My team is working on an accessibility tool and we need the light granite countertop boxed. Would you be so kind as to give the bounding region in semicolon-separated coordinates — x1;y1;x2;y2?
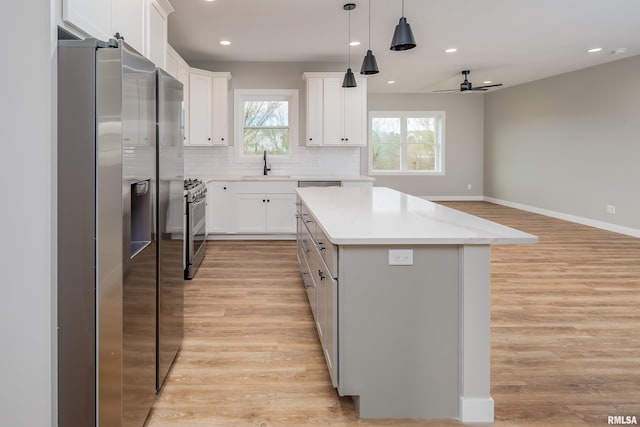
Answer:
296;186;538;245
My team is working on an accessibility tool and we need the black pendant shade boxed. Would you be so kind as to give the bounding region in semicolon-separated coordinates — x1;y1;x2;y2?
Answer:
342;3;357;88
390;16;416;51
360;0;379;75
342;67;357;88
360;50;379;74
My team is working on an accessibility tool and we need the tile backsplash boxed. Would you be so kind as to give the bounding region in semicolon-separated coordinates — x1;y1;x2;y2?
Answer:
184;146;362;177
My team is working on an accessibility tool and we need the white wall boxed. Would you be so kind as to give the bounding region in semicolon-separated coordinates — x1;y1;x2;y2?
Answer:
366;93;485;198
0;2;56;427
484;55;640;230
185;61;364;177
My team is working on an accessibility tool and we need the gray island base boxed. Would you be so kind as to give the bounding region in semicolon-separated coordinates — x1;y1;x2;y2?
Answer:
295;187;537;422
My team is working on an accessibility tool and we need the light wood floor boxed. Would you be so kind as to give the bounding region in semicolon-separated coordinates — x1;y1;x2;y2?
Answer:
146;202;640;426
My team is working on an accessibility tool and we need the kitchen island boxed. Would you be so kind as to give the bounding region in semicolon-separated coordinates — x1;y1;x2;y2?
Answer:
295;186;537;423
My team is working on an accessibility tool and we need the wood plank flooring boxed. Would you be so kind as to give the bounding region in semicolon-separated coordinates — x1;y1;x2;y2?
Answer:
146;202;640;426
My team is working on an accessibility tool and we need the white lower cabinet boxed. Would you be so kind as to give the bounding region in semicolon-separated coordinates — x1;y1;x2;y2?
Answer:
235;193;296;233
206;182;233;233
207;180;297;235
234;194;267;232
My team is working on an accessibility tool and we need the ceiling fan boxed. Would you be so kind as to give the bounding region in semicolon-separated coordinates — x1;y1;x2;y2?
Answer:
433;70;503;93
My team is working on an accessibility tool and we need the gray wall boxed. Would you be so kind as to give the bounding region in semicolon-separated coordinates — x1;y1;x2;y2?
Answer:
188;62;486;198
484;55;640;229
1;2;55;426
366;93;485;198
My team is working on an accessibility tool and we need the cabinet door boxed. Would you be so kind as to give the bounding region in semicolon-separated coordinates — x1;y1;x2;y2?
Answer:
211;76;229;145
315;255;327;343
112;0;144;55
297;220;317;316
234;194;266;232
343;80;366;146
177;65;190;145
164;51;179;79
146;0;173;68
206;182;233;233
265;194;296;233
318;259;338;388
322;77;345;145
188;72;213;146
325;275;338;388
63;0;111;42
305;77;323;146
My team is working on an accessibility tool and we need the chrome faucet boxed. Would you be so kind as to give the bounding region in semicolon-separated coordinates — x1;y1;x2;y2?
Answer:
263;150;271;176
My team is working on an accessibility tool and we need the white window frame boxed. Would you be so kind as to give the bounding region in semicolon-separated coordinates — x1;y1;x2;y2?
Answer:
368;111;445;176
234;89;299;163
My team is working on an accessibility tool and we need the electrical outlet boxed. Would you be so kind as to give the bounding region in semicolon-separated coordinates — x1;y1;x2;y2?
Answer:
389;249;413;265
467;184;472;191
606;204;616;214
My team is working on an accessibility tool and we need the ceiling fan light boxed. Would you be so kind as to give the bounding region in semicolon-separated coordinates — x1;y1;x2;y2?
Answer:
390;17;416;51
342;67;357;88
360;50;379;75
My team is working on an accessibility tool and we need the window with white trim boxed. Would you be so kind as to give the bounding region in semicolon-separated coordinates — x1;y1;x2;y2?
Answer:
234;89;298;159
369;111;445;174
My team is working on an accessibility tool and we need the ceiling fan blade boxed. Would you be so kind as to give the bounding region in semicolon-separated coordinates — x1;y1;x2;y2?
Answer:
432;89;459;93
473;83;503;90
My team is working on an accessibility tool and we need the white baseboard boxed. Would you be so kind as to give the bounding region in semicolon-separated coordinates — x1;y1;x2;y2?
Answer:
459;397;494;423
484;197;640;238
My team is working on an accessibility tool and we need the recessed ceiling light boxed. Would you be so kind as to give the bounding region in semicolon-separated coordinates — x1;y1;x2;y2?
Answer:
483;80;492;84
611;47;628;55
444;48;457;53
219;40;231;46
349;41;360;46
204;0;215;2
387;80;396;84
586;47;602;53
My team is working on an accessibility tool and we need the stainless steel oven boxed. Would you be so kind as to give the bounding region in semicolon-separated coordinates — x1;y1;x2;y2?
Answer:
185;178;207;279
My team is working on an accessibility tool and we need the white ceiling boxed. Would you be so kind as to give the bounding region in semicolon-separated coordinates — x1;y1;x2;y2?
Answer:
167;0;640;93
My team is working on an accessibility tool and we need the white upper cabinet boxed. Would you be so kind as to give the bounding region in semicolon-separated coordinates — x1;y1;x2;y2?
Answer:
166;45;191;144
302;72;367;147
63;0;113;43
145;0;174;70
187;70;230;147
188;70;213;146
305;77;324;146
111;0;145;54
63;0;173;68
211;75;230;145
165;46;180;79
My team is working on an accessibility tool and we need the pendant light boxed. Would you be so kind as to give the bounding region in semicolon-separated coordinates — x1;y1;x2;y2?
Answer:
360;0;379;75
342;3;357;88
390;0;416;51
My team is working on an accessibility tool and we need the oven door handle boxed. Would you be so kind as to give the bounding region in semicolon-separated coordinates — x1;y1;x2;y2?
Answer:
190;197;206;210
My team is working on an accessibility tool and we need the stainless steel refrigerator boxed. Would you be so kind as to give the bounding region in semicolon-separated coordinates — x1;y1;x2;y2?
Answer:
155;68;185;391
58;38;184;427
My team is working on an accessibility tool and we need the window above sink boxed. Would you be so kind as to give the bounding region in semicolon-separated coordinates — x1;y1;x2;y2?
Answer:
234;89;299;163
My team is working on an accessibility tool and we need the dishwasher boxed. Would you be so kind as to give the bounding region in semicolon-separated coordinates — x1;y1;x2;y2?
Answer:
297;180;342;187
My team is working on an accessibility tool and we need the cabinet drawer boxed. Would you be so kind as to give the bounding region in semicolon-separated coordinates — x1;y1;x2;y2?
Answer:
299;204;316;237
315;227;337;277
